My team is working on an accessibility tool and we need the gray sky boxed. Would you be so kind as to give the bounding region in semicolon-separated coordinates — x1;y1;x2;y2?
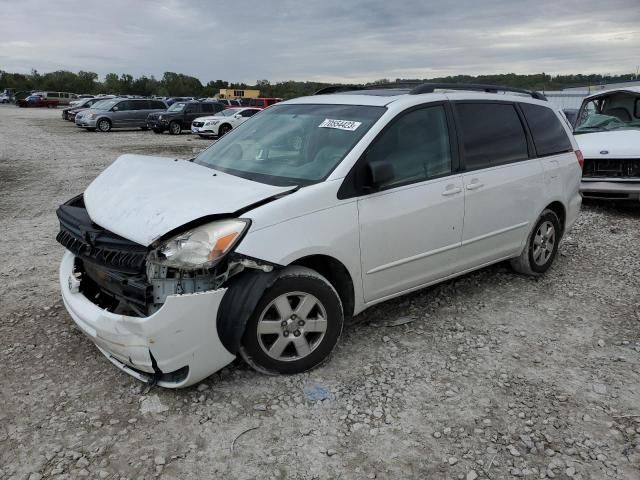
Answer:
1;0;638;84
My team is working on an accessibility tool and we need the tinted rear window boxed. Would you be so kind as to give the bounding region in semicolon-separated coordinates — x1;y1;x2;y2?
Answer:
456;103;529;170
521;103;572;156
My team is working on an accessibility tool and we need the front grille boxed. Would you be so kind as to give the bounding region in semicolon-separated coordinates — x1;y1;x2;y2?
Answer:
56;195;148;274
57;195;153;315
192;121;204;127
583;158;640;179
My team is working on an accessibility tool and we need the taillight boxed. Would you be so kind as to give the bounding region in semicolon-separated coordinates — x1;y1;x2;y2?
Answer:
575;150;584;169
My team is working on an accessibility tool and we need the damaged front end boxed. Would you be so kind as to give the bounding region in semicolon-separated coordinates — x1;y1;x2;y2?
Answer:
56;194;278;387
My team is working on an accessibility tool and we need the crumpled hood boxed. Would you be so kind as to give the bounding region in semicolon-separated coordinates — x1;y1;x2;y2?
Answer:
84;154;296;246
575;129;640;158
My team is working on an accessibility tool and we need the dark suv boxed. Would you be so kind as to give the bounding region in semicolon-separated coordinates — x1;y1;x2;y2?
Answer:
146;101;225;135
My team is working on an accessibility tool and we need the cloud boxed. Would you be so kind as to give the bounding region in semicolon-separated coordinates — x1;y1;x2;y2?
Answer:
0;0;638;84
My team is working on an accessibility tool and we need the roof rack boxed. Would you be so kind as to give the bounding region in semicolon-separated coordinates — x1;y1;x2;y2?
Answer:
314;82;547;101
409;83;547;100
313;82;422;96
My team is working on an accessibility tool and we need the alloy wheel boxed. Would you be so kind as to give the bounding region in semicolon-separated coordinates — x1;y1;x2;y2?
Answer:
256;292;328;362
533;221;555;266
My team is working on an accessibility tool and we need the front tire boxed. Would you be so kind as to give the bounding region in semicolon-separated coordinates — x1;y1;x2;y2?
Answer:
510;209;561;276
97;118;111;132
169;121;181;135
218;124;232;136
240;267;343;375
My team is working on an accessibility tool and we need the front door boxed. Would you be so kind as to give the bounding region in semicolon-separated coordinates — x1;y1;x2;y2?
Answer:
184;104;203;128
357;104;464;303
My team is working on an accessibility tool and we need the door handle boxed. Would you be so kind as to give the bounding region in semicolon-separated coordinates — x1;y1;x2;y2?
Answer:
466;181;484;191
441;186;462;196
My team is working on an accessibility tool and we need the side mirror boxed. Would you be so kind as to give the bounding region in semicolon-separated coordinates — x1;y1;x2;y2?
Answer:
365;160;394;190
112;106;118;111
234;114;242;119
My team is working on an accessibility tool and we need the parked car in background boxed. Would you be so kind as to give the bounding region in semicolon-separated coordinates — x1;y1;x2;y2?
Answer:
215;98;242;108
165;96;193;106
75;98;167;132
248;97;282;109
55;83;581;388
69;95;95;107
62;96;116;121
32;91;77;106
146;101;225;135
0;93;12;103
191;107;261;138
18;95;59;108
574;87;640;201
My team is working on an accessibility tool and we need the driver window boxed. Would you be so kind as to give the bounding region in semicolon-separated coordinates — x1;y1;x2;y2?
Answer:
366;105;452;188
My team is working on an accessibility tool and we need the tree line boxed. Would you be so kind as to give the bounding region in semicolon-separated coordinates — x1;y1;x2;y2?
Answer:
1;69;638;99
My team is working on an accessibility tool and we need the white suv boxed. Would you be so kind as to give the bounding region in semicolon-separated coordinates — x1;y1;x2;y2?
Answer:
191;107;261;138
56;83;582;388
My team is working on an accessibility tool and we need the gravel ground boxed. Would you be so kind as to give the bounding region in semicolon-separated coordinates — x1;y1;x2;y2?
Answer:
1;105;639;480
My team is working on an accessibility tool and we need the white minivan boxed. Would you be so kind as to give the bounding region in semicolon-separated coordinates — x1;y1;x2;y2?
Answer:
573;86;640;201
57;83;582;387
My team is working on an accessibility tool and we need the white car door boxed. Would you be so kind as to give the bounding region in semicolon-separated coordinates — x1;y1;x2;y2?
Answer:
453;101;545;268
355;104;465;303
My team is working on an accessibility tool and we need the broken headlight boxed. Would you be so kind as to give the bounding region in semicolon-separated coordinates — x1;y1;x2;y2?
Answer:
149;219;250;269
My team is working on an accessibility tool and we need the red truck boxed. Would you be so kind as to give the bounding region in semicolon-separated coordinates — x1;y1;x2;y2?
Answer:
247;97;282;109
18;95;59;108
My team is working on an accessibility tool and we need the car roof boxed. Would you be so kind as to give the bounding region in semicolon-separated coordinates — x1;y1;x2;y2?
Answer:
283;90;552;108
584;86;640;100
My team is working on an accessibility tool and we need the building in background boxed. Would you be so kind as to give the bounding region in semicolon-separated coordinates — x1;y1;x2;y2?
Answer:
218;88;260;99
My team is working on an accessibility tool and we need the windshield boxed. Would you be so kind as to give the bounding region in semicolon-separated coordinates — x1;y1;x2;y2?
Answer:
168;102;187;112
195;103;385;186
575;93;640;133
92;99;118;110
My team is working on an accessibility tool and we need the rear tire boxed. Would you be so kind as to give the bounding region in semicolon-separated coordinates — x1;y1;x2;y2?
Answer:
169;121;181;135
239;267;343;375
510;209;561;276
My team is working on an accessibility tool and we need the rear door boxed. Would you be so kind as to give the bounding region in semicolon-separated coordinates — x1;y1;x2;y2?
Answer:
356;103;465;302
130;100;151;126
453;101;544;268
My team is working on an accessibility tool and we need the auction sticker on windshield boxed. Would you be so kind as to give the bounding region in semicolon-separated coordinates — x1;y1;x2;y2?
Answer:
318;118;362;131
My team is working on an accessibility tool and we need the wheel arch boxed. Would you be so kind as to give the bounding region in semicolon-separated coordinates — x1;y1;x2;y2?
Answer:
544;200;566;236
96;116;112;128
290;254;355;318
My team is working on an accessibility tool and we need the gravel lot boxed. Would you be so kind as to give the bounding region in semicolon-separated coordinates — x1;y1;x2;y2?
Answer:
1;105;639;480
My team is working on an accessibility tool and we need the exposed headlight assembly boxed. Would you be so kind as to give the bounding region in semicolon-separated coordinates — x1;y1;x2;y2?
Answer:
149;219;250;269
